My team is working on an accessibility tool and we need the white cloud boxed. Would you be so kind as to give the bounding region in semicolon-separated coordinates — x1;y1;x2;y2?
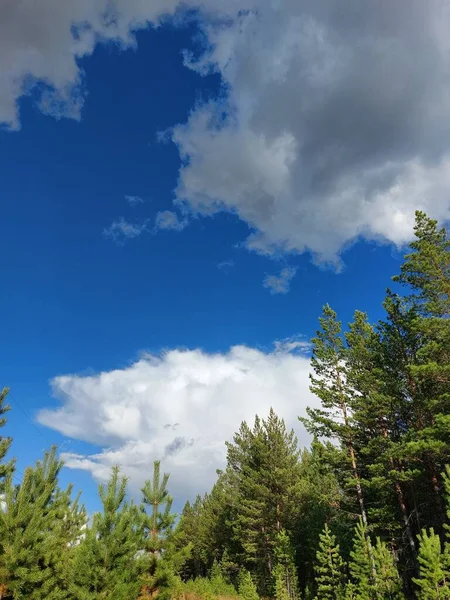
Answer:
172;1;450;262
5;1;450;259
263;266;297;295
154;210;187;232
0;0;244;130
37;344;316;503
274;335;311;355
125;195;144;206
103;217;148;243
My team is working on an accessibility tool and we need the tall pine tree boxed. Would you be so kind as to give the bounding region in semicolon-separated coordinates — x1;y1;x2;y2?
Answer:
226;410;301;595
302;306;369;528
393;211;450;527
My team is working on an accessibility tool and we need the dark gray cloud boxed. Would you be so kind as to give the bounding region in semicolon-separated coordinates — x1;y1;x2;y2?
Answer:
164;436;194;458
173;0;450;261
4;0;450;261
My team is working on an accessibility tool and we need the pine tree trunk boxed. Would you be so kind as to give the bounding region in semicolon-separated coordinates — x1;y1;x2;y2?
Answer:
336;368;369;528
394;480;417;558
348;443;369;528
381;425;417;560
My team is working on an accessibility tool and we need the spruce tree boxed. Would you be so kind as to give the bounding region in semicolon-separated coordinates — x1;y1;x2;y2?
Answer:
0;388;14;492
314;524;346;600
70;465;145;600
413;529;450;599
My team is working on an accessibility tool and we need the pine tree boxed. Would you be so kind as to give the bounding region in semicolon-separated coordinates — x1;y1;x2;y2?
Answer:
393;211;450;525
142;460;175;552
175;498;206;580
273;529;300;600
393;210;450;317
70;465;145;600
413;528;450;599
139;460;176;600
313;524;346;600
346;307;419;564
226;410;302;595
348;519;374;600
372;538;404;599
0;447;73;600
45;485;86;598
208;560;236;596
0;388;14;492
294;441;348;590
301;305;369;528
238;570;259;600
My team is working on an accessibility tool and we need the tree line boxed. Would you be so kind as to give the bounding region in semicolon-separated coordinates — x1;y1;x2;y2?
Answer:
1;211;450;598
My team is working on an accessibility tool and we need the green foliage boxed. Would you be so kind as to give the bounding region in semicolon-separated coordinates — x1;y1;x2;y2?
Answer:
0;387;14;492
139;460;179;600
393;210;450;317
372;538;403;599
273;529;300;600
225;410;302;594
178;574;238;600
141;460;175;551
0;447;80;600
238;570;259;600
347;519;374;600
3;212;450;600
313;524;346;600
413;528;450;599
301;306;368;529
70;465;144;600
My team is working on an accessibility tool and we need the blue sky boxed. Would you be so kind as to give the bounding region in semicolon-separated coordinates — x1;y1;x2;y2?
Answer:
2;1;450;512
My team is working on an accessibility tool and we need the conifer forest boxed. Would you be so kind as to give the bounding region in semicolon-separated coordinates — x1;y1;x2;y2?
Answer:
3;210;450;599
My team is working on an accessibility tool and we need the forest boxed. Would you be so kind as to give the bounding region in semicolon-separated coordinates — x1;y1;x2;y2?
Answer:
1;210;450;599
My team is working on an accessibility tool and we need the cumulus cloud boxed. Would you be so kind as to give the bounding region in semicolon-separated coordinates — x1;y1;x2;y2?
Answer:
172;0;450;262
0;0;247;130
263;266;297;295
154;210;187;232
103;217;148;243
37;344;316;502
6;2;450;259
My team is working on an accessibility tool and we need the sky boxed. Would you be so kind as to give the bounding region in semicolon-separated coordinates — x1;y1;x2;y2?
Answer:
2;0;450;512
